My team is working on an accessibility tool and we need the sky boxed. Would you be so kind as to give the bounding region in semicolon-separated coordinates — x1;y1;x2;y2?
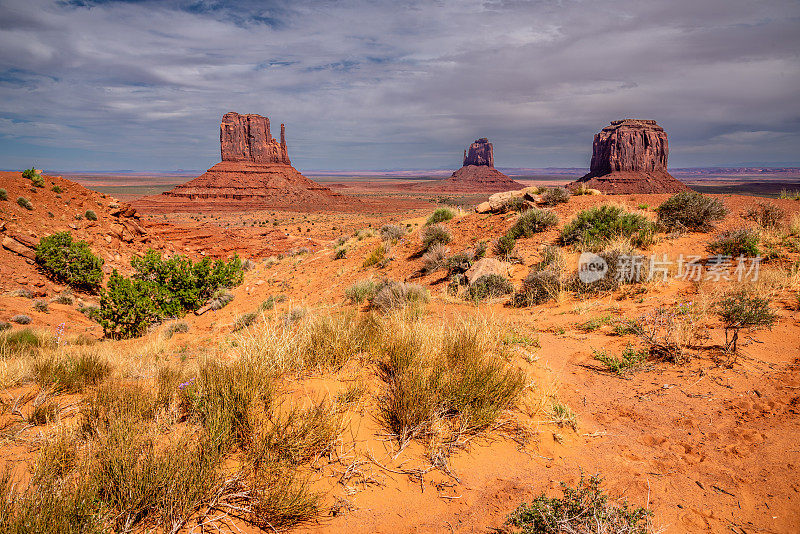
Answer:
0;0;798;172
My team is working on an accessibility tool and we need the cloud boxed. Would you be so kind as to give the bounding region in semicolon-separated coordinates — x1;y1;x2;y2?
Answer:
0;0;798;171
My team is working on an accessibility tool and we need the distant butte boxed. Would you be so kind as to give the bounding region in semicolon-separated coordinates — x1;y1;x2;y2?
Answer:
135;112;344;210
422;138;524;193
568;119;690;194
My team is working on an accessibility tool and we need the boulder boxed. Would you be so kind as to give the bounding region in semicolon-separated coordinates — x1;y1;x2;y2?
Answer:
2;237;36;260
465;258;510;285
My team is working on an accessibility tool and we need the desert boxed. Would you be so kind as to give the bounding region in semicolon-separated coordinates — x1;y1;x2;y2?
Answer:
1;1;799;533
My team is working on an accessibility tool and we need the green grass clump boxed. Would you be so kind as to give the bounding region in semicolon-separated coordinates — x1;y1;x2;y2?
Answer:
371;280;429;314
656;191;727;231
506;473;653;533
0;188;7;201
84;210;98;221
33;351;111;392
51;185;63;194
493;234;516;258
467;274;513;301
377;318;525;447
560;205;655;249
233;312;258;331
345;279;378;304
420;223;451;251
779;189;800;200
594;344;647;375
0;328;52;353
743;201;785;229
380;224;405;243
362;244;388;268
577;315;612;332
17;197;33;210
426;207;455;225
259;293;287;311
707;228;760;257
540;187;570;206
36;232;104;291
507;208;559;239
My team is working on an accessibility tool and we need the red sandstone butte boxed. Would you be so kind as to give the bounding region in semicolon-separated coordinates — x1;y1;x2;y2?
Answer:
424;138;524;193
568;119;689;194
137;112;342;210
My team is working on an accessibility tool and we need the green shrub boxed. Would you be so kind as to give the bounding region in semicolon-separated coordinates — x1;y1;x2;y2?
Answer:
362;244;388;268
35;232;104;291
506;473;652;533
131;249;244;314
446;244;484;276
716;288;776;352
420;223;451;251
21;167;38;180
541;187;571;206
32;300;48;313
334;246;347;259
258;294;286;311
594;344;647;375
51;185;63;194
426;207;455;225
507;208;558;239
779;189;800;200
31;174;45;188
95;251;244;339
95;271;167;339
421;243;449;274
17;196;33;210
371;280;429;313
560;205;655;249
568;247;648;294
494;234;516;257
11;314;31;325
707;228;760;257
233;312;258;331
380;224;404;243
512;269;561;307
85;210;98;221
656;191;727;231
52;292;74;305
501;196;527;213
0;188;6;201
164;321;189;338
209;289;234;310
743;201;785;229
468;274;513;301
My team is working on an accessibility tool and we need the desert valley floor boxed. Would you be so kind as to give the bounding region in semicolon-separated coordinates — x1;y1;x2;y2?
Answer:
0;171;799;533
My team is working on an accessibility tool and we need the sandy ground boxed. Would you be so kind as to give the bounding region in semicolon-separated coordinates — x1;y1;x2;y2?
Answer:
1;171;799;533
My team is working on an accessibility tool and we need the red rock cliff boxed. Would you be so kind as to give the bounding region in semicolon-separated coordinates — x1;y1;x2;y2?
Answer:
463;138;495;167
220;112;291;165
589;119;668;175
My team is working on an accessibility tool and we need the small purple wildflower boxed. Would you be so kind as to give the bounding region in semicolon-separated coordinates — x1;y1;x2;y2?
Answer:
178;377;196;390
55;322;66;346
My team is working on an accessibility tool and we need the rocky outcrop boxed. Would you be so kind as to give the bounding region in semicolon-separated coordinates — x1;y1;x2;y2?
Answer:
569;119;689;194
463;138;494;167
220;112;291;165
421;138;524;193
147;112;343;209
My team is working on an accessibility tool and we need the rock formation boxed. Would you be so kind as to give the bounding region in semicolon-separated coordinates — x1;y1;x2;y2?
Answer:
424;138;524;193
568;119;689;194
147;112;340;209
463;138;495;167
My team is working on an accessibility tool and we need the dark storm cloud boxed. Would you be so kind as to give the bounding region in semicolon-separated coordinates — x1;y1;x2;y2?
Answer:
0;0;798;171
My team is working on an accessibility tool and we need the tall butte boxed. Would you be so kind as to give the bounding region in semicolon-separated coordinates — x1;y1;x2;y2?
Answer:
568;119;689;194
159;112;338;206
432;138;523;192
